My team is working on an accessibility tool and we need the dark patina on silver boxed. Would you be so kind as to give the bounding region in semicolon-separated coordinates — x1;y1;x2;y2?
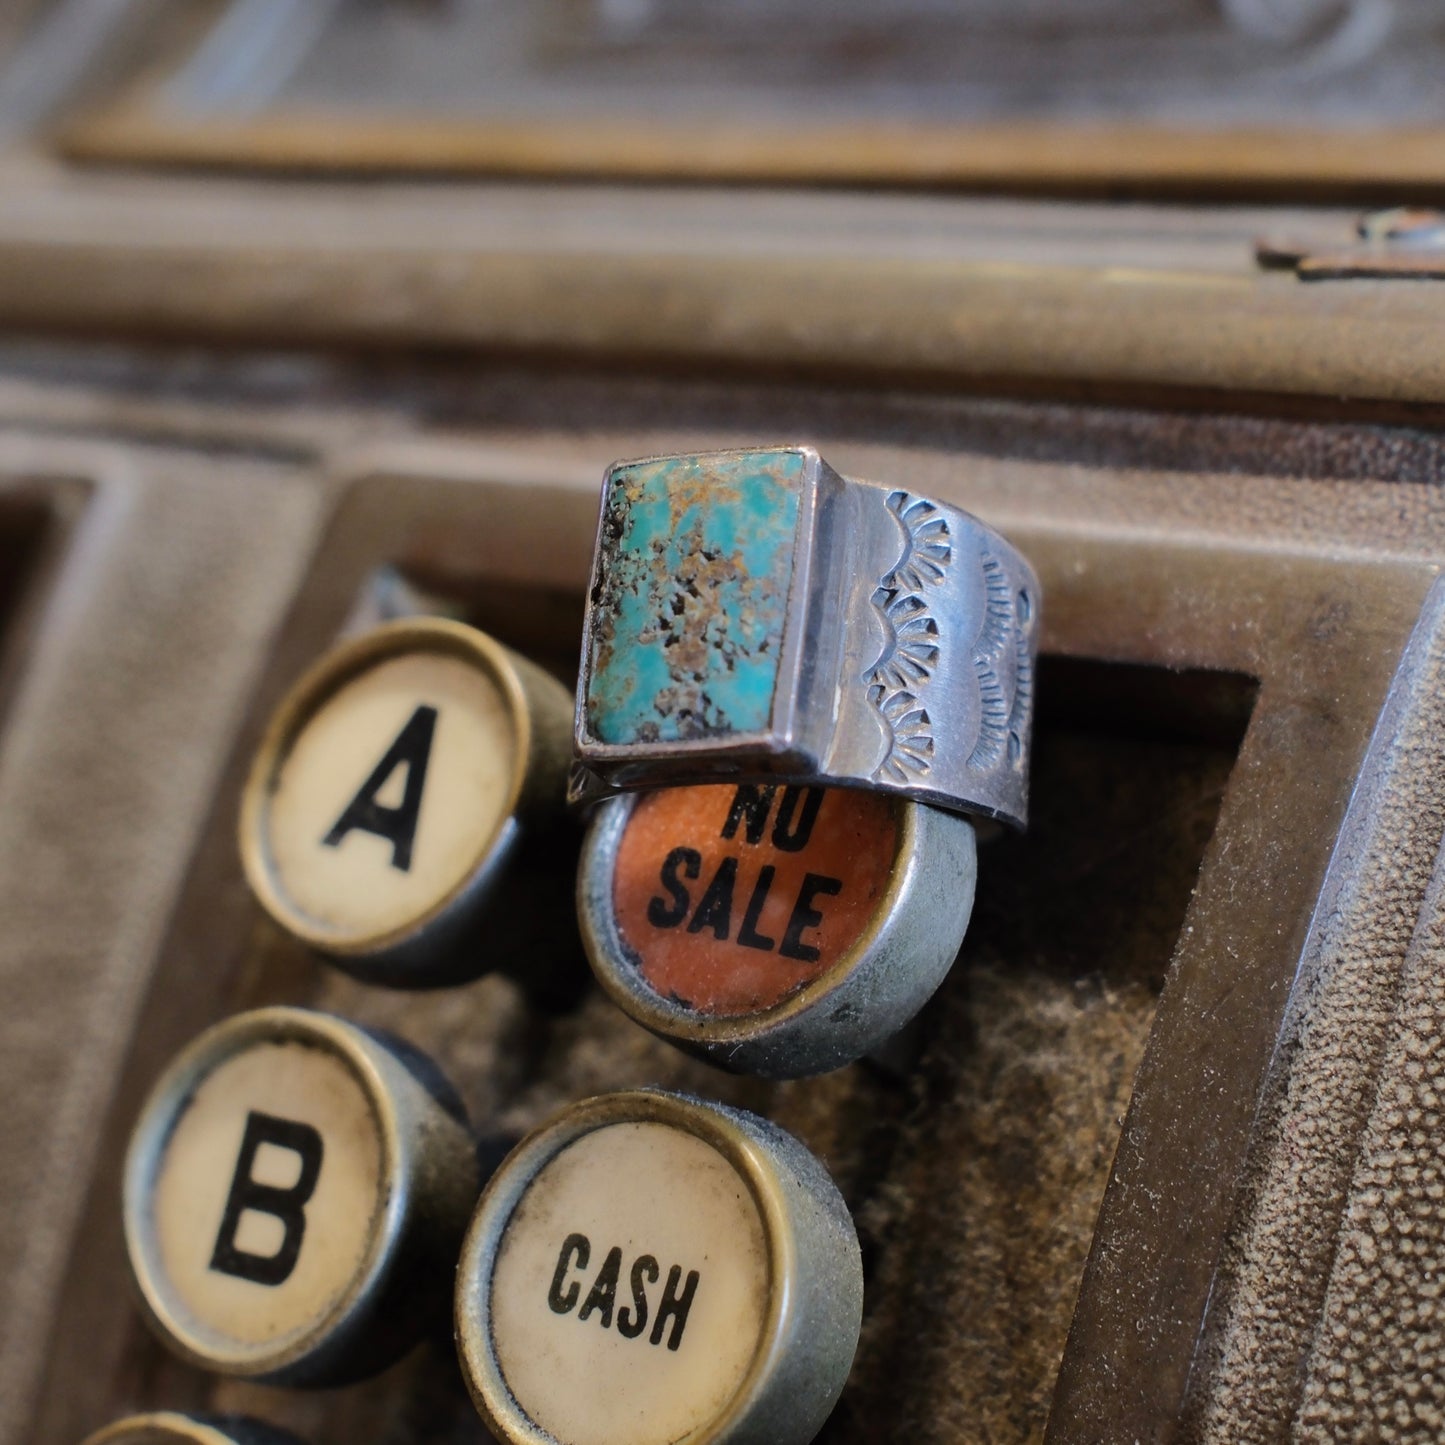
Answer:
574;446;1040;828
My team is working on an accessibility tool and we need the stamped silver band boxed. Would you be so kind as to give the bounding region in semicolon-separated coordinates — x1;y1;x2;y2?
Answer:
574;447;1040;828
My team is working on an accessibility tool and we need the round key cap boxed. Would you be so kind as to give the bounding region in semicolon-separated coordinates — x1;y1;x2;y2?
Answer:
578;782;976;1076
456;1088;862;1445
240;618;574;986
123;1007;479;1385
81;1414;303;1445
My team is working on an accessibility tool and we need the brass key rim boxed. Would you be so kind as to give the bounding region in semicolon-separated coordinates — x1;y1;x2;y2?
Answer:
454;1088;860;1445
80;1411;303;1445
238;617;534;960
122;1007;408;1380
577;788;976;1077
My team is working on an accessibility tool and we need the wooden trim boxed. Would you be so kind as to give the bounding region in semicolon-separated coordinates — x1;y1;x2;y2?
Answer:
57;108;1445;200
5;235;1445;407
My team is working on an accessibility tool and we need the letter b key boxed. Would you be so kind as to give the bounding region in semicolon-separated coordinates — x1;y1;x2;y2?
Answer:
123;1007;479;1385
456;1089;863;1445
208;1111;324;1288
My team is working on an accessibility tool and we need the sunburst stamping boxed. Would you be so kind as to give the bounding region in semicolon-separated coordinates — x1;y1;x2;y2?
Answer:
868;490;953;782
968;551;1019;769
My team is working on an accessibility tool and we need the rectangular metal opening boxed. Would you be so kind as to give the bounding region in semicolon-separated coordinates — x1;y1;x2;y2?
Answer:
0;483;83;740
33;450;1419;1445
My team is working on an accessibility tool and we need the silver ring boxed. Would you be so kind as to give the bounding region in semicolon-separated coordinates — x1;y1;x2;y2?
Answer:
574;446;1040;828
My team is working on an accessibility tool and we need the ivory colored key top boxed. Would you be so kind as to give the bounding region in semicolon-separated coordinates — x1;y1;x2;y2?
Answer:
81;1414;303;1445
240;618;574;986
578;781;976;1076
123;1007;479;1385
455;1089;862;1445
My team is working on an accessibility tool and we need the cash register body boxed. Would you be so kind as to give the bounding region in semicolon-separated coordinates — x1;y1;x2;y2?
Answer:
4;5;1445;1443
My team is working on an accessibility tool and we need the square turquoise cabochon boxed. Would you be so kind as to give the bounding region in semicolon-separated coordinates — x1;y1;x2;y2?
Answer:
583;449;806;747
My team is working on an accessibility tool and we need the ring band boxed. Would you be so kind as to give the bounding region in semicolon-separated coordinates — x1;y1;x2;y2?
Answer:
574;446;1040;828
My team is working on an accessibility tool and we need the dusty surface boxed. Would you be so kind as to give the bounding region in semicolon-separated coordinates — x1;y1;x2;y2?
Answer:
188;690;1234;1445
24;365;1445;1445
1190;599;1445;1444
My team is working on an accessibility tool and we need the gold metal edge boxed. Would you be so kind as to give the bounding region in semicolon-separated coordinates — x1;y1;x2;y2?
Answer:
237;616;533;960
453;1088;798;1445
55;107;1445;194
120;1006;407;1381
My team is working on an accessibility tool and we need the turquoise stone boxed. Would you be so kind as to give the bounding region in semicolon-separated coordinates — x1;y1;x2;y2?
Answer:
585;449;805;745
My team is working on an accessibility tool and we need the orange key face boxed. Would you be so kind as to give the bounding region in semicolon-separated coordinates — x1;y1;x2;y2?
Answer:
611;783;899;1016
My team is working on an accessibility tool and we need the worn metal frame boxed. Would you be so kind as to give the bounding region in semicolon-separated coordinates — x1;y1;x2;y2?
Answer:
9;177;1445;414
28;0;1445;201
24;441;1444;1443
50;105;1445;202
1035;541;1439;1439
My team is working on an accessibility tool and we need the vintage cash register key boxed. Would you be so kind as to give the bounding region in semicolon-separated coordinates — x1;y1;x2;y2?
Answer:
81;1414;304;1445
455;1089;862;1445
123;1007;480;1385
240;617;574;986
578;780;976;1076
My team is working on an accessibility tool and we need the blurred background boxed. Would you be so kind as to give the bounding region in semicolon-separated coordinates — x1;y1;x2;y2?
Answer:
3;0;1445;189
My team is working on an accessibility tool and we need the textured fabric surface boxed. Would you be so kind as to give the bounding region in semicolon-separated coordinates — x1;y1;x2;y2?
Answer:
1192;584;1445;1442
0;432;322;1445
1298;836;1445;1439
